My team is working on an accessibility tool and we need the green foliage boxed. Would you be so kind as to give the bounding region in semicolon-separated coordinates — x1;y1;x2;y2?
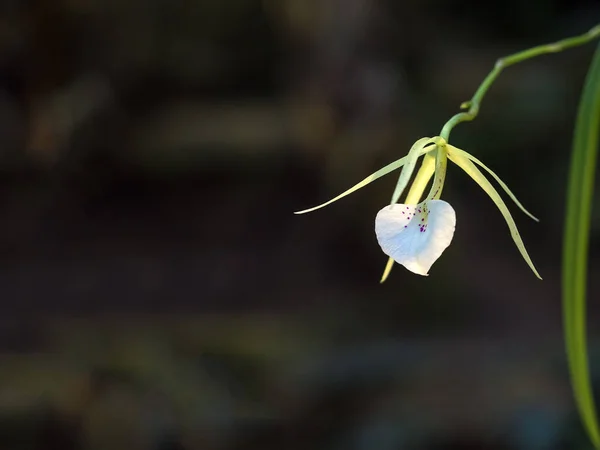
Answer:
563;42;600;449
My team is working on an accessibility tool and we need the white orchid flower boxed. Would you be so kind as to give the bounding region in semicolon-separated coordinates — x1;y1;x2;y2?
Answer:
295;137;541;282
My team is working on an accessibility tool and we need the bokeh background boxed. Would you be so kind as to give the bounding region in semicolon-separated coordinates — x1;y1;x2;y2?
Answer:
0;0;599;449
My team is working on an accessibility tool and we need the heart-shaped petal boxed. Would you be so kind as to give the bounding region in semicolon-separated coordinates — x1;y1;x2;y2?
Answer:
375;200;456;276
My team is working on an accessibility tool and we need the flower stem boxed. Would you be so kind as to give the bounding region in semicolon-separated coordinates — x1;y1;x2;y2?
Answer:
439;24;600;141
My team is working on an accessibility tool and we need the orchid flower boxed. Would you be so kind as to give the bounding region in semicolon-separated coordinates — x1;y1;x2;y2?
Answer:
295;137;541;282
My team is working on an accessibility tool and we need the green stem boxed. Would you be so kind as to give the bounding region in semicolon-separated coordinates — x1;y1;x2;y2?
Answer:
440;24;600;141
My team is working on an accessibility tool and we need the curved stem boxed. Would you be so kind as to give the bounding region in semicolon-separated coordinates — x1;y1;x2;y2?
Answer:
440;24;600;141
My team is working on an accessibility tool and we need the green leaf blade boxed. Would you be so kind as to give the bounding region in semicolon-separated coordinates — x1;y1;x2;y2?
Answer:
563;42;600;449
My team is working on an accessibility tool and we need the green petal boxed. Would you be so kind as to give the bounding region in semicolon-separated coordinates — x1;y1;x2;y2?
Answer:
390;137;440;205
380;257;395;284
426;145;448;201
381;152;436;283
406;152;436;204
448;149;542;279
448;145;539;222
294;139;436;215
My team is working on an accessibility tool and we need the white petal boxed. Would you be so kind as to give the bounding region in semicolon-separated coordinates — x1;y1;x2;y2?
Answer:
375;200;456;276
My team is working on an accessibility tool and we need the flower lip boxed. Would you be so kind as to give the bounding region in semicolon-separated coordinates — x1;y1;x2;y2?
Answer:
375;199;456;276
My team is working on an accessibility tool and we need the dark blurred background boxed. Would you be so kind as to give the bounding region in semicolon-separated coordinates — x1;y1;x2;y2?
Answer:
0;0;599;449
